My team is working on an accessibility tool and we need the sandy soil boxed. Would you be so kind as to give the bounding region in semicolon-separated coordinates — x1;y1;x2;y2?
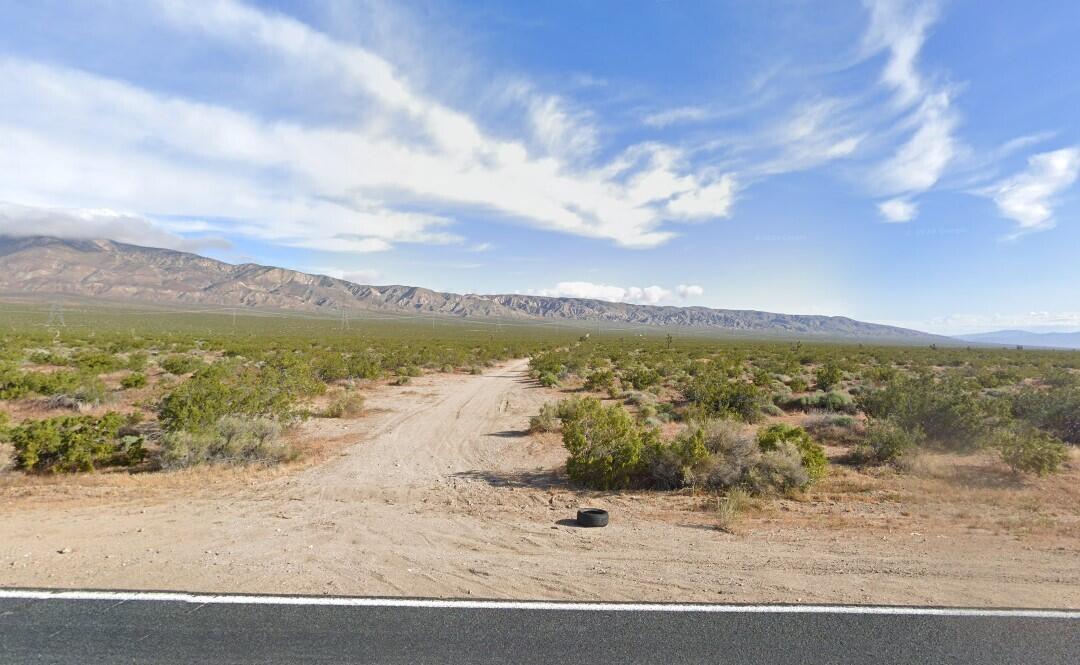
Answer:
2;359;1078;607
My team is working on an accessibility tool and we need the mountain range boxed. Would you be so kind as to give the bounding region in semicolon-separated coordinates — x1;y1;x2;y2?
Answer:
955;330;1080;350
0;235;945;342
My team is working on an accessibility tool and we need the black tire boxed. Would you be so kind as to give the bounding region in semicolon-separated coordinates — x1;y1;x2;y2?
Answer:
576;508;609;527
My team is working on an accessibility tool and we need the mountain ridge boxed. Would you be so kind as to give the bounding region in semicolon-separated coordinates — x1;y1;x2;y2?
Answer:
955;329;1080;350
0;235;943;341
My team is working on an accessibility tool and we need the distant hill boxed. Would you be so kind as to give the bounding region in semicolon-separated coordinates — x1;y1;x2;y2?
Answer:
0;235;945;342
955;329;1080;350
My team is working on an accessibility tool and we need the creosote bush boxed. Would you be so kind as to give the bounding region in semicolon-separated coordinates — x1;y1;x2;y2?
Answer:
755;423;827;482
814;363;843;391
9;412;144;473
992;427;1068;476
562;397;657;490
121;372;148;389
854;419;923;465
160;354;204;376
158;358;321;433
857;374;998;451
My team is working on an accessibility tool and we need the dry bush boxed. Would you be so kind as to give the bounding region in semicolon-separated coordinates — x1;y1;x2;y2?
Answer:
746;442;809;494
688;419;759;490
803;413;864;447
713;487;749;532
528;402;559;433
323;392;365;419
160;416;290;469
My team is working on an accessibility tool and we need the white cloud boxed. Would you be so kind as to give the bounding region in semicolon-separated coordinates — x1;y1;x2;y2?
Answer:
532;281;703;305
666;175;736;220
0;202;228;252
753;99;865;176
676;284;704;298
984;148;1080;232
0;1;741;255
913;311;1080;335
874;91;958;195
643;106;710;128
862;0;940;108
144;0;729;248
877;197;917;222
862;1;958;218
314;267;381;285
525;93;598;159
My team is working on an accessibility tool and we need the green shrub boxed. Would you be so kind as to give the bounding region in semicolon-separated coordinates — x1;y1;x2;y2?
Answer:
583;369;615;392
641;426;708;490
10;412;144;473
158;358;321;433
0;365;85;399
756;424;827;481
814;363;843;391
311;353;350;381
993;427;1068;476
562;397;657;489
28;350;67;365
856;419;923;465
160;354;204;375
71;350;124;373
555;397;586;423
125;352;149;371
160;416;288;469
787;376;809;393
624;365;660;390
539;372;559;387
781;391;855;414
120;372;148;390
1012;386;1080;444
683;372;767;423
857;375;997;451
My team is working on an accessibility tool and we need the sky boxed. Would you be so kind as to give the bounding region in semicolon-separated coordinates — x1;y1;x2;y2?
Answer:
1;0;1079;335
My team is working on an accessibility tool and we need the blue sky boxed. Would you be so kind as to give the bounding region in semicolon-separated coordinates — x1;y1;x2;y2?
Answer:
1;0;1079;334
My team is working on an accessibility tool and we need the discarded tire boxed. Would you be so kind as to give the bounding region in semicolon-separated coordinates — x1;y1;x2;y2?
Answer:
576;508;609;527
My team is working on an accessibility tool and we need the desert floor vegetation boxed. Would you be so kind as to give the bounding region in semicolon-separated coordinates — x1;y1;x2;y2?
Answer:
1;304;1078;606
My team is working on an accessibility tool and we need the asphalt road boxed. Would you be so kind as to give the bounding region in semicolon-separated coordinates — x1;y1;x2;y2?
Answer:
1;590;1077;664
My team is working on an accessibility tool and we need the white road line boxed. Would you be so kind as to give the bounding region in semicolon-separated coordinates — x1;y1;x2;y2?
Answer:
1;589;1077;619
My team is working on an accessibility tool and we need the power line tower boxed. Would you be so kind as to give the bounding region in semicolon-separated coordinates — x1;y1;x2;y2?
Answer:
340;307;349;331
46;301;66;328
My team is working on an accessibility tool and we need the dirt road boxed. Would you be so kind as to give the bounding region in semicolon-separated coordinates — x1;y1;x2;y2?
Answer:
2;360;1078;606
